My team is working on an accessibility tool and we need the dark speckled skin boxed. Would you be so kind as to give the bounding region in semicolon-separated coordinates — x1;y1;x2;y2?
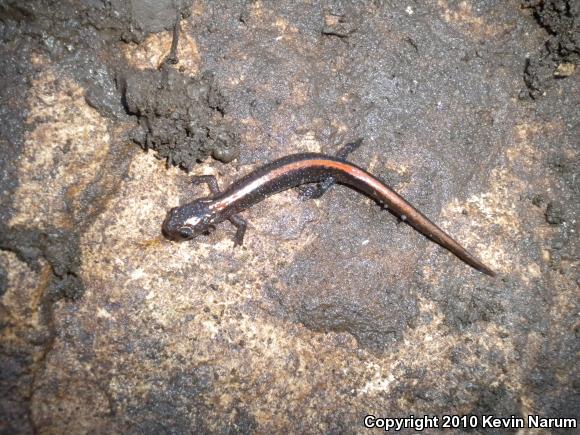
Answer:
163;153;495;276
215;154;359;212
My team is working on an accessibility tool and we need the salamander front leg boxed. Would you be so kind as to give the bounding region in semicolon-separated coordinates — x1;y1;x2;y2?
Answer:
299;138;364;199
191;175;220;196
336;138;363;160
229;214;247;247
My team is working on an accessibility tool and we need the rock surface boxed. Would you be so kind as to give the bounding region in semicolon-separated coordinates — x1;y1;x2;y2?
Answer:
1;1;578;432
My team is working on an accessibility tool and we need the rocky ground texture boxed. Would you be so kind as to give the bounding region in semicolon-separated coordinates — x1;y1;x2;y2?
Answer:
0;1;578;433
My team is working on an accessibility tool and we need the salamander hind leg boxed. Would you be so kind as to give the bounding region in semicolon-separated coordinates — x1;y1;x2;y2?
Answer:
229;214;247;247
299;138;364;200
299;176;336;199
191;175;220;196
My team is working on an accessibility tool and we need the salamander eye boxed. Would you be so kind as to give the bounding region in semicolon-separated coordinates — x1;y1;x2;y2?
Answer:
178;226;194;239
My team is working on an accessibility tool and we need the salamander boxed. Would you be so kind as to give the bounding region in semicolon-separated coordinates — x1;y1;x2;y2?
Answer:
162;142;495;276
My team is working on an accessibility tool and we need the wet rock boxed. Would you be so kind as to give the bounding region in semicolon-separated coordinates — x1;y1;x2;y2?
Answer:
1;0;578;432
554;62;576;77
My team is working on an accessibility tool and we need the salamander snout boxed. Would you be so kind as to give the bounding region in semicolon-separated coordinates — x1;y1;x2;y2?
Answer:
162;200;215;242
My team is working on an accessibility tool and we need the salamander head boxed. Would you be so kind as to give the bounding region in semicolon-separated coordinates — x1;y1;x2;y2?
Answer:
162;199;216;241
